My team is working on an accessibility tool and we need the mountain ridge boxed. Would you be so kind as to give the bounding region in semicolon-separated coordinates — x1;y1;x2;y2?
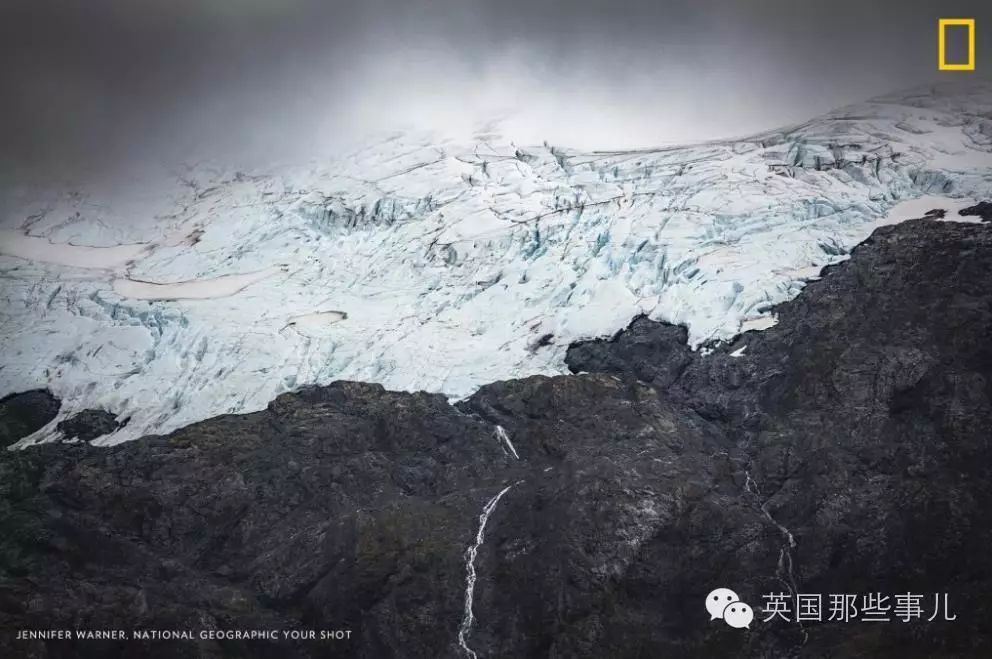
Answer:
1;215;990;657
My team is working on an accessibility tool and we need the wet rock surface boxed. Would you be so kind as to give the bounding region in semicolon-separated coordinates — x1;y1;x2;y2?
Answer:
56;409;124;442
2;218;992;658
0;389;60;447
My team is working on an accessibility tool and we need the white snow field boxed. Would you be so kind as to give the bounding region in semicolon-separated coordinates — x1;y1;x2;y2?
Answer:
2;83;992;446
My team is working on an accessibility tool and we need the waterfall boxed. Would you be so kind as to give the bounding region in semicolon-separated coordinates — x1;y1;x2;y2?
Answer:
457;484;514;658
494;425;520;459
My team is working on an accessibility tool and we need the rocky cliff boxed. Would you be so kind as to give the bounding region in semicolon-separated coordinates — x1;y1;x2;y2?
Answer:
1;216;991;658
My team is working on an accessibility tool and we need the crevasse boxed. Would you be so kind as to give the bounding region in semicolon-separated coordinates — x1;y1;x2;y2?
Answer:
1;83;991;446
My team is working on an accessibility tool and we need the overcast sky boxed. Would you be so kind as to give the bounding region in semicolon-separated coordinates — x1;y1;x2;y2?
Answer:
2;0;990;182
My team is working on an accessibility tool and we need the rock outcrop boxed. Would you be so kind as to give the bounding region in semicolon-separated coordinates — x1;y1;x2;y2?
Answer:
56;409;124;443
0;389;59;447
960;201;992;222
1;218;991;658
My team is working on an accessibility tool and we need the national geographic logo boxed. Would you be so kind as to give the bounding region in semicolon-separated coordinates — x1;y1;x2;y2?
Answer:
938;18;976;71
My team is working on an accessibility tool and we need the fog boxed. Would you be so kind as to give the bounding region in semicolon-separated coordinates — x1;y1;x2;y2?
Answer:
2;0;990;184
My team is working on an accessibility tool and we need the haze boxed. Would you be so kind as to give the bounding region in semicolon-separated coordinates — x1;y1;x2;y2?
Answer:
2;0;990;184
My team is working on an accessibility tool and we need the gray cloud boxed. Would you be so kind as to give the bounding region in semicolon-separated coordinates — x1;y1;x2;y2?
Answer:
2;0;990;184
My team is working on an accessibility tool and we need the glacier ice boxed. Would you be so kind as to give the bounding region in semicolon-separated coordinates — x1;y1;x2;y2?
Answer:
2;83;992;446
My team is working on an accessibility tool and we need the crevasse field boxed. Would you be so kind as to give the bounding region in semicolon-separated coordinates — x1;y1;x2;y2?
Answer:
2;83;991;445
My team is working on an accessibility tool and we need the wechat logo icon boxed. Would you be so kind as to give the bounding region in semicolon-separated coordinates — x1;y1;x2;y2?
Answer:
706;587;754;629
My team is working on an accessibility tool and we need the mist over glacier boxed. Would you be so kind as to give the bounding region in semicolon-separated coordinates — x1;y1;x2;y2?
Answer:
3;0;991;183
2;83;991;445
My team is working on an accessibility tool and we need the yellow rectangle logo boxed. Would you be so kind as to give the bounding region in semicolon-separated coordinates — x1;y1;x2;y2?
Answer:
939;18;976;71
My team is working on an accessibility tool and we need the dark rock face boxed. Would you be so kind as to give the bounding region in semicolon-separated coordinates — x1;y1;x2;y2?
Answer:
960;201;992;222
57;409;123;442
564;317;694;389
567;219;992;656
0;389;60;447
1;219;991;658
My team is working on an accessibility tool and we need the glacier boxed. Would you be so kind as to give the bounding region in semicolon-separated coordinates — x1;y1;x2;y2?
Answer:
2;82;991;446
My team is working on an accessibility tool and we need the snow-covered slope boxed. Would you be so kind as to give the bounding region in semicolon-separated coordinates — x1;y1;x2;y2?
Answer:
2;83;992;446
